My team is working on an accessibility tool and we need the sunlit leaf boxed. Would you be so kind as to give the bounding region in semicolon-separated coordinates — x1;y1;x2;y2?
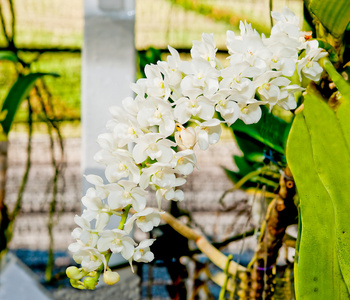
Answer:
287;84;350;297
309;0;350;37
1;73;59;135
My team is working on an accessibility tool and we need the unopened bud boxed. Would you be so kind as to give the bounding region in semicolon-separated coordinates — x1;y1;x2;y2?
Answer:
175;125;196;149
66;266;83;280
70;279;85;290
84;277;97;290
103;270;120;285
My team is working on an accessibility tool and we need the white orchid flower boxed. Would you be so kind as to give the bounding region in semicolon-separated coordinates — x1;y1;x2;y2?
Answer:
180;60;220;97
220;63;256;97
195;119;222;151
254;71;291;109
157;46;183;88
174;124;197;150
230;95;266;125
72;247;107;272
97;229;137;260
84;175;109;199
133;239;156;263
69;216;99;254
212;91;240;126
81;188;111;230
174;91;215;124
132;133;176;164
107;180;147;213
277;84;305;110
124;208;162;233
297;40;327;82
171;149;197;176
191;33;218;68
137;97;175;137
133;64;171;100
271;6;301;40
104;154;140;184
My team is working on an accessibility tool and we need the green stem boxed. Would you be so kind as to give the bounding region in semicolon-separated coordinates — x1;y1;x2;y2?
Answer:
118;205;132;230
269;0;273;29
94;252;112;280
0;3;10;45
11;97;32;220
219;254;233;300
8;0;15;47
219;167;269;206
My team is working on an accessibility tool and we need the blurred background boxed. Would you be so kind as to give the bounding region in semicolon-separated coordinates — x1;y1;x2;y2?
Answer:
0;0;303;299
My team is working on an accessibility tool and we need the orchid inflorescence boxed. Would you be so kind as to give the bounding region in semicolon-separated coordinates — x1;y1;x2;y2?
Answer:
66;7;326;289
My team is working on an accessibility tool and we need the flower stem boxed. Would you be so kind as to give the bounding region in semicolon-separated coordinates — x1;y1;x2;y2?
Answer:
118;205;132;230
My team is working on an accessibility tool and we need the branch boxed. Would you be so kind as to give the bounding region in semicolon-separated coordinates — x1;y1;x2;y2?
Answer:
137;209;247;275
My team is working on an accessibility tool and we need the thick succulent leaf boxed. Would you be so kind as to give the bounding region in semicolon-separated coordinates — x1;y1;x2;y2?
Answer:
0;51;18;62
1;73;59;135
230;107;291;154
302;86;350;293
309;0;350;37
287;85;350;297
287;111;348;299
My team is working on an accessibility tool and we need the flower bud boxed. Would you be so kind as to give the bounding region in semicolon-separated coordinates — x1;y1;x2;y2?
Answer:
175;124;196;149
70;279;85;290
103;270;120;285
66;266;84;280
84;277;97;290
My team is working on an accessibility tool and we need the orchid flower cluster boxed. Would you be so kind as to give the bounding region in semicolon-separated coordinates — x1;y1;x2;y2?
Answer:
66;7;326;289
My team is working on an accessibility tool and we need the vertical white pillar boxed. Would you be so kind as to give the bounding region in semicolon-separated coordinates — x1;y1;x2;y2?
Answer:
82;0;135;265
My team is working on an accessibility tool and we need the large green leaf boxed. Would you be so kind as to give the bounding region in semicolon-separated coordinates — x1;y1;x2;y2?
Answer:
287;85;350;298
309;0;350;37
287;111;348;299
1;73;59;135
230;107;291;154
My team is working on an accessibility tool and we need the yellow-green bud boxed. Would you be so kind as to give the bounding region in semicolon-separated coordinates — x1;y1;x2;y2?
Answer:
66;266;83;280
84;277;97;290
70;279;85;290
87;271;97;278
103;270;120;285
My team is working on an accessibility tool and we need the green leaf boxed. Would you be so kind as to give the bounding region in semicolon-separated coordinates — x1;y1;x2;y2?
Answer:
234;132;265;163
233;156;256;176
0;51;18;62
309;0;350;37
287;111;348;299
303;87;350;293
230;107;291;154
322;59;350;99
287;85;350;297
1;73;59;135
